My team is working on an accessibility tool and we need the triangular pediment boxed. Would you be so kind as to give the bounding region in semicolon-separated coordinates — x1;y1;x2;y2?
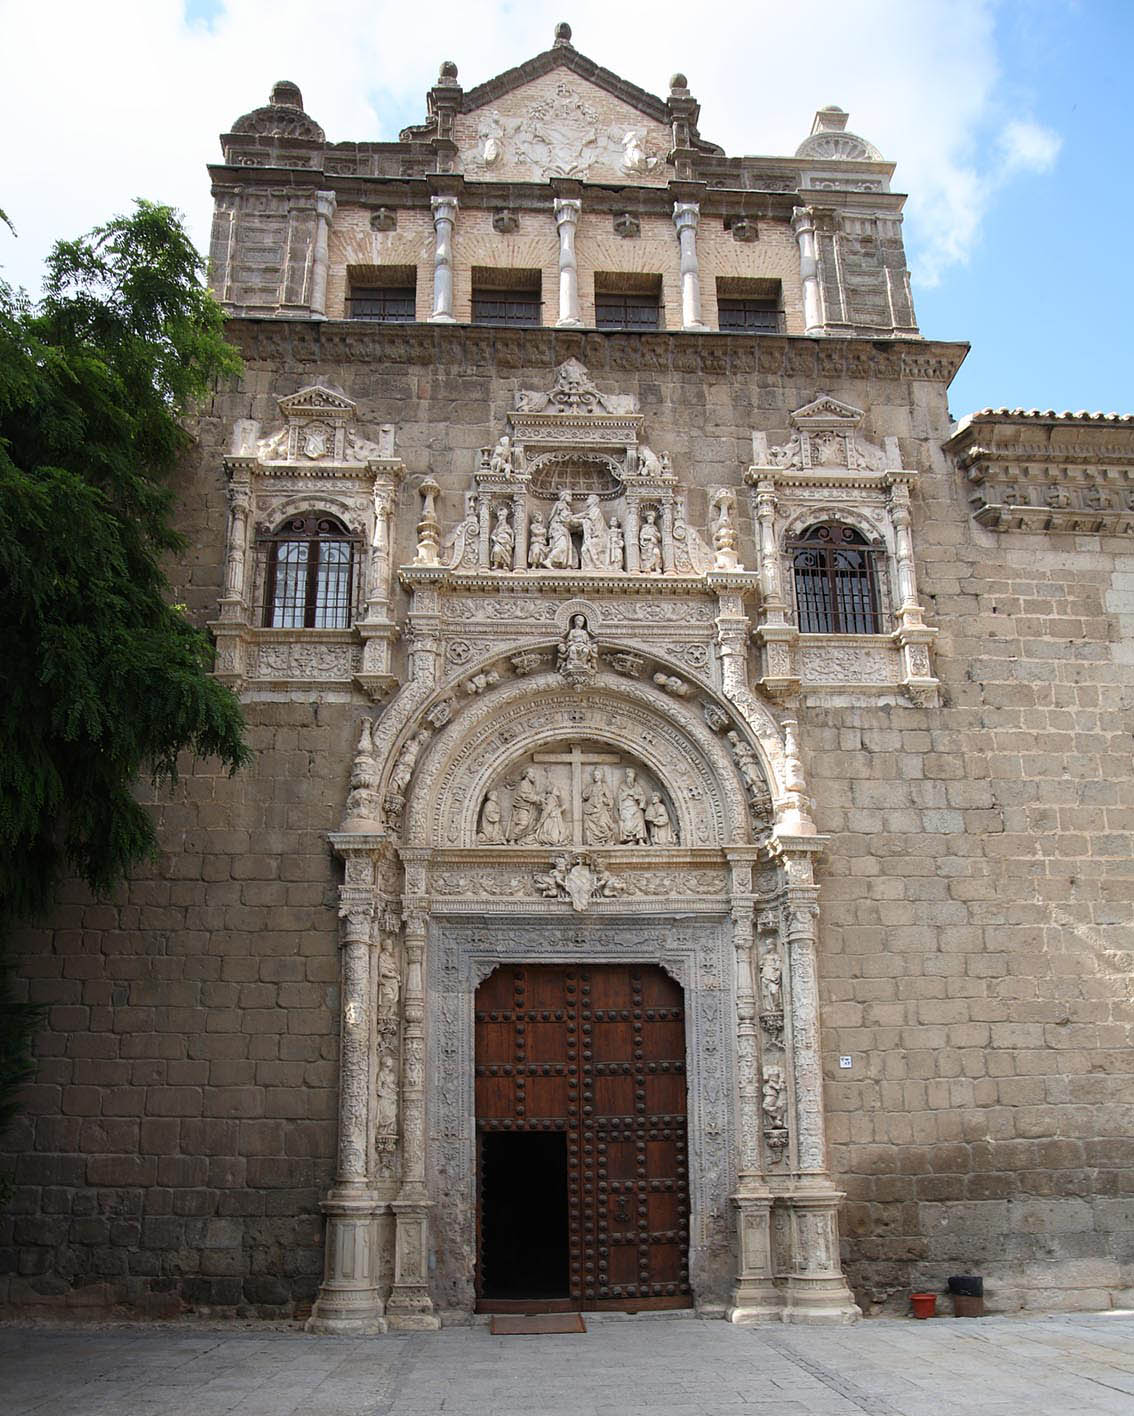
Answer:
789;396;865;429
278;385;356;418
461;41;669;127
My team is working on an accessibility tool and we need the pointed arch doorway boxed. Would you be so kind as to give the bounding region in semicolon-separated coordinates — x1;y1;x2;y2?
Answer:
474;962;692;1312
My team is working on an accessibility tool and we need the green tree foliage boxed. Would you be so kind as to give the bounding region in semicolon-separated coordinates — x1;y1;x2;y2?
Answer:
0;200;251;928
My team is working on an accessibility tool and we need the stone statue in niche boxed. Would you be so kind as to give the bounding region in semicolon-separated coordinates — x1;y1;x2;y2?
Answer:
759;950;782;1013
576;494;610;572
639;510;662;574
507;767;543;844
546;491;575;569
376;1053;399;1145
608;517;625;571
645;793;677;845
477;790;506;844
762;1065;788;1132
527;511;549;568
535;782;569;846
490;507;514;569
557;614;598;687
581;767;616;845
617;768;649;844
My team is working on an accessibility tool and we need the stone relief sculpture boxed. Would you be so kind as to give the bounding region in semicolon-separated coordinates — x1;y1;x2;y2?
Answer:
546;491;575;569
534;783;569;846
375;1053;399;1152
759;949;782;1014
507;767;543;844
608;518;625;571
581;767;616;845
576;494;609;572
645;794;677;845
476;791;506;844
534;853;625;911
761;1065;788;1133
488;434;514;476
557;613;598;686
617;768;648;844
489;508;514;569
639;510;663;573
527;512;548;568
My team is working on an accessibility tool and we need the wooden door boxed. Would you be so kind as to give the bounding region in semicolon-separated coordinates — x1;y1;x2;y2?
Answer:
474;963;691;1311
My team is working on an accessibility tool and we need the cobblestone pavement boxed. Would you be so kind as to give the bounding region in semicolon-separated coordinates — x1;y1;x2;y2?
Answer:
3;1311;1134;1416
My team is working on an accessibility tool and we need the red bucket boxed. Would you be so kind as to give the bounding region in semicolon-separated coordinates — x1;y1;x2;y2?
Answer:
910;1292;937;1319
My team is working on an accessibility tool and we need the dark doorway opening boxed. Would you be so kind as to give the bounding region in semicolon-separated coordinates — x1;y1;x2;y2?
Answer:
479;1131;569;1301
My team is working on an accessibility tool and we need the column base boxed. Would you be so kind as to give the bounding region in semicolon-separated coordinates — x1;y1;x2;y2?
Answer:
307;1187;386;1336
386;1308;442;1331
727;1283;784;1324
782;1274;861;1324
428;313;457;323
682;322;709;332
555;317;584;328
305;1312;388;1335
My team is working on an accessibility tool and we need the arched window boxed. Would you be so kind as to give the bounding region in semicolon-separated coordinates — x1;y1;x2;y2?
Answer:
262;514;356;628
789;522;880;634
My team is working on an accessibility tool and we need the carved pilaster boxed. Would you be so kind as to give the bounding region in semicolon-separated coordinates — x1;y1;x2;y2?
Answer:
385;910;439;1328
309;190;336;318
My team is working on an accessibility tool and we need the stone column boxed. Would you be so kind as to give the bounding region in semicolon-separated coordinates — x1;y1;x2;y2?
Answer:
309;190;336;318
429;196;458;323
554;198;582;327
792;207;824;335
477;490;492;569
511;485;529;571
672;202;706;331
660;495;677;574
889;482;919;615
220;480;252;621
385;912;440;1328
307;896;385;1334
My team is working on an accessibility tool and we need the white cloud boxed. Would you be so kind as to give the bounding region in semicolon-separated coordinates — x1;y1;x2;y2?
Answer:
0;0;1060;297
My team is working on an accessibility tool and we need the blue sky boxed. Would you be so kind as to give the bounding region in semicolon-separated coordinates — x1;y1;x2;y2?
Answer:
2;0;1130;419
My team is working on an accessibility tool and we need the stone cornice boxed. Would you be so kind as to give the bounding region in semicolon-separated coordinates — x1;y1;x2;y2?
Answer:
224;320;968;386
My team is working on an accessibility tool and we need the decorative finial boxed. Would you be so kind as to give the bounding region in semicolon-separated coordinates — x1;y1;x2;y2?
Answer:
554;21;573;46
270;80;303;109
669;72;689;94
438;59;459;83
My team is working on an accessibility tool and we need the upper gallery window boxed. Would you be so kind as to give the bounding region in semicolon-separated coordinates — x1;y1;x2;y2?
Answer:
789;522;881;634
716;277;783;334
472;267;542;327
262;514;357;629
348;264;416;321
594;273;662;331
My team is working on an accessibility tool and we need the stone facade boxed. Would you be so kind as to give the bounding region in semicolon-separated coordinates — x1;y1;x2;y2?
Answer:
1;27;1132;1323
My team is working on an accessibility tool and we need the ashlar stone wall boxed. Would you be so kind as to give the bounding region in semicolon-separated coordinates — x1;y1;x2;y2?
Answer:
2;326;1131;1318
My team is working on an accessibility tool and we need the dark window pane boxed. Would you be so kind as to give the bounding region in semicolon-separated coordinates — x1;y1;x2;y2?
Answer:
472;291;541;327
350;287;416;321
718;297;781;333
595;291;660;331
789;523;879;634
264;516;355;629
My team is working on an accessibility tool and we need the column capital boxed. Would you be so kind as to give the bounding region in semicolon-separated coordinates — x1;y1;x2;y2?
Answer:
430;194;459;222
673;200;700;232
315;189;337;221
553;197;581;225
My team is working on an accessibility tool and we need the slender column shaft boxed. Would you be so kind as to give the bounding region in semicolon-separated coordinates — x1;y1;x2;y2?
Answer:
660;495;676;574
673;202;705;331
889;485;919;610
365;489;393;617
309;190;336;317
792;207;824;335
336;908;373;1186
623;494;641;574
222;485;251;610
554;199;582;327
785;901;827;1173
429;196;458;322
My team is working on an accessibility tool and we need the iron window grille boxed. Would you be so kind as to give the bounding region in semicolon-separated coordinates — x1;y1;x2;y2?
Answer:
471;290;542;327
717;297;782;334
595;291;661;331
789;522;881;634
261;515;357;629
349;286;416;321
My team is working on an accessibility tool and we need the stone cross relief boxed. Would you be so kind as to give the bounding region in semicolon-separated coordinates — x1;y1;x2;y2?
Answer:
475;744;679;849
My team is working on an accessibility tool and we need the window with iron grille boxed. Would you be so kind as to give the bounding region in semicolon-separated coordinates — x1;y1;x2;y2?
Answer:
349;286;416;321
717;297;782;333
262;515;356;629
595;290;661;331
789;523;881;634
471;289;542;327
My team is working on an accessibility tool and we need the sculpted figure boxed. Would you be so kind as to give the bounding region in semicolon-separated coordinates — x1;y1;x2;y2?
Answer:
608;516;625;571
376;1054;399;1138
639;509;662;574
727;730;767;800
546;491;574;569
645;793;677;846
489;433;514;476
535;783;569;846
507;767;543;844
762;1065;788;1131
582;767;616;845
637;445;662;476
527;511;549;568
575;493;610;572
377;940;400;1015
759;950;782;1013
389;729;429;798
617;768;648;845
558;613;597;684
477;790;506;844
489;507;514;570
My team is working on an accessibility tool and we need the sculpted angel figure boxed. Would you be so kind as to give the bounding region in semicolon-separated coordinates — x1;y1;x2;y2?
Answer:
507;767;543;844
639;509;662;574
617;768;648;845
489;506;514;570
582;767;616;845
477;790;506;844
576;493;609;572
527;511;549;568
546;491;574;569
645;793;677;846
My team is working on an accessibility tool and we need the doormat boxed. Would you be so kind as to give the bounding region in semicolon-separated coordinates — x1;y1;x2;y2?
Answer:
490;1313;586;1335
